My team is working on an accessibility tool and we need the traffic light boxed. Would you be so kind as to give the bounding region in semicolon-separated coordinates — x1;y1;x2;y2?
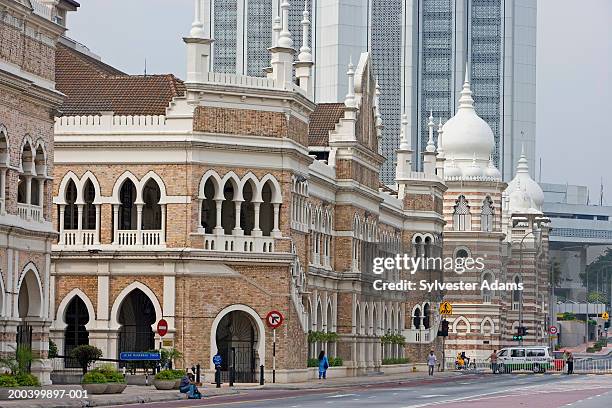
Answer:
438;319;449;337
512;334;523;341
518;326;527;336
605;321;610;329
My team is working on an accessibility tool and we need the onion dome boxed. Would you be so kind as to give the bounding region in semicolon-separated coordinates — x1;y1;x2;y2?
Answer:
505;146;544;212
484;156;502;180
445;156;462;178
463;154;483;178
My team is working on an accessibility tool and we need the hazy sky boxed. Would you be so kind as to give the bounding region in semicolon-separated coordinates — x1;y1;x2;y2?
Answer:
66;0;611;204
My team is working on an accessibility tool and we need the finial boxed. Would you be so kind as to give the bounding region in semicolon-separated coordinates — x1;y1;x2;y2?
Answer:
272;15;282;47
400;113;410;150
345;56;355;107
426;112;436;152
437;118;444;157
459;61;474;109
517;143;529;174
189;0;205;37
298;1;312;62
278;0;293;49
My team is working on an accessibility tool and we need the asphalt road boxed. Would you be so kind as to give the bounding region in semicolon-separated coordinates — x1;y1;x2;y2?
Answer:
125;373;612;408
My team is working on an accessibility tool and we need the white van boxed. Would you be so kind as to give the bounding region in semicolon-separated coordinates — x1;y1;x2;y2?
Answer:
496;346;553;373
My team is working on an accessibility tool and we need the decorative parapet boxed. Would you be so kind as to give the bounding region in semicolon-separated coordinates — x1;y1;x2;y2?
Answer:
199;72;306;96
55;114;167;133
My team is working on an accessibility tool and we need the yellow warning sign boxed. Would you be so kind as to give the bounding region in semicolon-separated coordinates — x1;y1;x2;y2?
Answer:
603;312;609;320
440;302;453;315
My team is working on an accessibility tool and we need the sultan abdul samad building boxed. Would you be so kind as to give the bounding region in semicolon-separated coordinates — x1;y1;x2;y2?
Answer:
41;0;550;383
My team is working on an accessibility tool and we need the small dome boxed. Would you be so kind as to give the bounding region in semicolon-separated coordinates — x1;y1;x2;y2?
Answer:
463;155;483;178
505;149;544;212
445;156;462;178
484;157;502;179
509;182;530;212
441;73;495;165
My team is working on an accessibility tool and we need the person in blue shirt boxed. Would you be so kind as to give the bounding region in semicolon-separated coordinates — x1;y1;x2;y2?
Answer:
318;350;329;380
179;373;201;399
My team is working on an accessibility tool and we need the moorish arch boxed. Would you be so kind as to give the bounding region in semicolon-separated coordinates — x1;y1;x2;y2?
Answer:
453;316;471;334
17;264;43;318
109;282;162;331
209;304;265;381
481;317;495;335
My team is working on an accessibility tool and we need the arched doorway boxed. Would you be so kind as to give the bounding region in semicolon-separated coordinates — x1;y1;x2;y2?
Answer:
117;289;156;356
215;311;258;383
64;297;90;367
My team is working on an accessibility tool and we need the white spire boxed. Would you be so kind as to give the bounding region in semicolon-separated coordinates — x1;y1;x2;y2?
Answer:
297;1;312;62
458;62;474;110
436;118;445;157
278;0;293;48
272;15;281;48
400;114;410;150
426;111;436;152
375;79;383;129
189;0;204;38
517;143;529;174
344;56;356;107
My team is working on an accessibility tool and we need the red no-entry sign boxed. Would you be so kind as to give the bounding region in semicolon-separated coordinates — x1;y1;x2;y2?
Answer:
266;310;284;329
157;319;168;337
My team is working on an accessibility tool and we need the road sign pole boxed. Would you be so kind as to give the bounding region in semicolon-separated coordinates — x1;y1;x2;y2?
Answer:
272;328;276;384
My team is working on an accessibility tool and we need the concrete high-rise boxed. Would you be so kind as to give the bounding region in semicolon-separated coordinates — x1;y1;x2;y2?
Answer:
203;0;536;185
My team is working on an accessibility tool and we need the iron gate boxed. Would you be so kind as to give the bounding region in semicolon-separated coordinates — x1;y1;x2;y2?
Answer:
117;328;155;369
219;341;256;383
16;323;33;373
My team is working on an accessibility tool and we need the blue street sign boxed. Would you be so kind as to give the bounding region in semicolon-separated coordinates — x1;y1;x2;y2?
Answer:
213;354;222;366
119;352;161;361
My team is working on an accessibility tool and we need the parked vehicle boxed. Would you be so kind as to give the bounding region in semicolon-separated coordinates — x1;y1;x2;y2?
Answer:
496;346;553;373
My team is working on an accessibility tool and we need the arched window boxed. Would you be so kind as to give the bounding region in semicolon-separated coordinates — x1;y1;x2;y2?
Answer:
260;181;274;236
423;303;431;329
413;235;422;257
31;179;40;206
18;143;33;205
453;195;471;231
413;307;421;329
512;276;521;310
481;196;494;232
117;289;156;356
482;272;493;303
241;180;256;235
221;180;237;235
142;179;161;230
64;297;90;364
82;180;96;230
119;180;137;230
64;180;78;230
201;179;216;234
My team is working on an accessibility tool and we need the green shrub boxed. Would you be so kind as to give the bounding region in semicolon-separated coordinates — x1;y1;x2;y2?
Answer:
307;331;339;343
48;340;58;359
586;347;596;353
81;372;107;384
307;358;318;367
15;373;40;387
380;333;406;346
154;369;185;380
0;374;19;387
90;365;125;383
329;357;343;367
70;345;103;375
382;358;410;365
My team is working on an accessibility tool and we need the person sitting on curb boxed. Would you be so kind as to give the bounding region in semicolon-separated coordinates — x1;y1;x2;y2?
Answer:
179;373;202;399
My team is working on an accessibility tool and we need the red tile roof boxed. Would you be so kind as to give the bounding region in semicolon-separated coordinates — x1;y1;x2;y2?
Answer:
308;103;345;146
55;43;185;116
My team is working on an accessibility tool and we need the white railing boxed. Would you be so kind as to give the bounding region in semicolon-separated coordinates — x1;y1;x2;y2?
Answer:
31;0;52;20
116;230;164;246
55;114;167;133
17;203;42;222
203;234;274;253
203;72;276;90
60;230;98;246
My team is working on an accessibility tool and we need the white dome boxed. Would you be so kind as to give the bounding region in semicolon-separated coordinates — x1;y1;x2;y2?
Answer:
509;182;530;212
505;150;544;212
442;71;496;177
463;156;483;178
445;156;462;178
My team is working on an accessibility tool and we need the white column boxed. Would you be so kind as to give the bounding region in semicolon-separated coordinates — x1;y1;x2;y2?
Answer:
233;201;243;235
25;176;32;219
76;204;83;245
197;199;203;231
95;204;100;244
113;205;119;244
58;205;65;244
214;199;223;233
0;169;5;214
252;202;262;236
38;178;44;208
136;204;143;244
161;205;166;244
272;203;281;236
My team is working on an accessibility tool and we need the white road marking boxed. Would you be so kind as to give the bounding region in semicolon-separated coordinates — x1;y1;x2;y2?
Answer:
327;394;357;398
418;395;447;398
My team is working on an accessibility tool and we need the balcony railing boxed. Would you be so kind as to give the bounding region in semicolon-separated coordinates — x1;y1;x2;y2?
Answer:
203;234;274;253
117;230;164;246
60;230;98;246
17;203;43;222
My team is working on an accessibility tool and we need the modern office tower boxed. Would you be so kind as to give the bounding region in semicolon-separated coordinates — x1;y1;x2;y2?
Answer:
204;0;536;184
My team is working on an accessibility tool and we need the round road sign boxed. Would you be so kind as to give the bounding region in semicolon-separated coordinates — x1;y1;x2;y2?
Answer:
549;325;558;335
157;319;168;337
266;310;284;329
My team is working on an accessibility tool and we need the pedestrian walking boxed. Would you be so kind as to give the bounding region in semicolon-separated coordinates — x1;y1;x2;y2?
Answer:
427;350;437;376
566;351;574;375
318;350;329;380
486;350;498;373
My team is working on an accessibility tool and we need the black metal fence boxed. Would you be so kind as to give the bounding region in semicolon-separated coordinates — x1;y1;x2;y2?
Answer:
16;324;33;373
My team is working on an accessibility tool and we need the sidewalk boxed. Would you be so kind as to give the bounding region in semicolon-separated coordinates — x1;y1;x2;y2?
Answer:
0;370;466;407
